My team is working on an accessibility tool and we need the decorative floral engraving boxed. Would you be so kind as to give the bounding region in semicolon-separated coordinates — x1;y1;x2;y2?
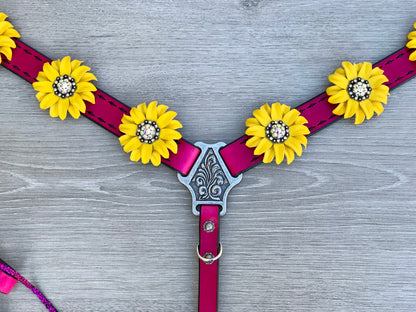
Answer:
177;142;243;216
190;148;230;201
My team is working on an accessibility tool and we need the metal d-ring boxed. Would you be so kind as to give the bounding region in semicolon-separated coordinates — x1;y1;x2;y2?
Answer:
196;243;223;264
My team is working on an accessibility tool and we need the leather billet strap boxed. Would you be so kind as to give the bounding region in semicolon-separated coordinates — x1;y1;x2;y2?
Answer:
0;259;57;311
220;47;416;177
1;39;200;176
198;205;220;312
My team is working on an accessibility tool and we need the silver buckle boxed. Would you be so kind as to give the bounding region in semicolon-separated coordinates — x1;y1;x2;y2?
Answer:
177;142;243;216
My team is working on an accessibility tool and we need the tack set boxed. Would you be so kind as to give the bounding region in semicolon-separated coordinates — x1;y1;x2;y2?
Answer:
1;12;416;311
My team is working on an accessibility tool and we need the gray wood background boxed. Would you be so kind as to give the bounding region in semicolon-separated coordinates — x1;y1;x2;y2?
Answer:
0;1;415;311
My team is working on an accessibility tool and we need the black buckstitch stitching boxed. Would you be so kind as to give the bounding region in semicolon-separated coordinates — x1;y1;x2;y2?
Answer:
386;82;392;86
407;70;415;75
15;41;340;140
96;93;129;114
309;113;340;133
250;156;261;163
15;45;125;132
18;43;131;122
20;41;355;140
12;41;376;146
86;111;118;132
109;100;129;114
395;76;404;82
298;96;325;116
16;44;43;62
86;111;119;132
378;53;399;69
5;60;26;77
96;93;130;115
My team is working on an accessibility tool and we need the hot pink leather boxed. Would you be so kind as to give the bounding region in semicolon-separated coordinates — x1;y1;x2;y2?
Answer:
220;47;416;176
219;135;263;176
0;268;17;294
162;139;200;175
1;40;49;83
378;47;416;89
2;39;200;176
199;205;220;312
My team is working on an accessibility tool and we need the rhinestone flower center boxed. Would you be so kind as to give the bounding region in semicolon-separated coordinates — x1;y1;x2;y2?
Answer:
53;75;77;98
348;77;372;102
266;120;289;143
137;120;160;144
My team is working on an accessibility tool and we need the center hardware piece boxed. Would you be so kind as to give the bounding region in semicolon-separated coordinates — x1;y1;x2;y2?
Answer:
177;142;243;216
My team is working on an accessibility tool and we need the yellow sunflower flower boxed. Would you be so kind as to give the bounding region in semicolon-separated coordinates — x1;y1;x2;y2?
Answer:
33;56;97;120
326;61;389;124
0;13;21;64
407;22;416;61
245;103;310;165
119;101;182;166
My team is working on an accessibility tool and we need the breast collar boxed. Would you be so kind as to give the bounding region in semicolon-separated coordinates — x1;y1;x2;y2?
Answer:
1;13;416;312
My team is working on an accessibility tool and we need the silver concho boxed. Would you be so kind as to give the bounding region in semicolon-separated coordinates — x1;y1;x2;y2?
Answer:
177;142;243;216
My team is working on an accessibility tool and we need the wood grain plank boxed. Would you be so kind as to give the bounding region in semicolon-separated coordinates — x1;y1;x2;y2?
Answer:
0;1;415;311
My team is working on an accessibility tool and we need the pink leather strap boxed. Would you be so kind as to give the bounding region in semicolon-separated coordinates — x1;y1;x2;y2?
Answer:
219;135;263;176
1;39;200;176
220;47;416;176
163;139;200;175
1;40;49;83
0;260;18;294
199;205;220;312
378;47;416;89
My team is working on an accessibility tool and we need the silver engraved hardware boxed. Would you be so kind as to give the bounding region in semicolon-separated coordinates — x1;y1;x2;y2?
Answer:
178;142;243;216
